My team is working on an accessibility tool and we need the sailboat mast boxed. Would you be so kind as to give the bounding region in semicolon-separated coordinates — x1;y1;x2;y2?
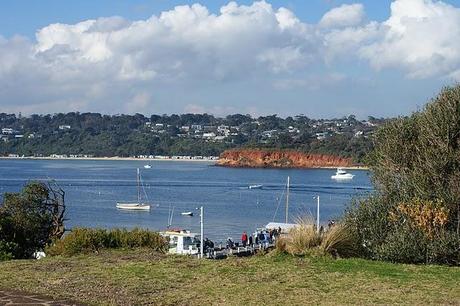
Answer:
137;168;140;203
285;176;290;224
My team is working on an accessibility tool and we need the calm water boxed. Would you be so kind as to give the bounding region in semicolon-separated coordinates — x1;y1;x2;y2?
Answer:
0;159;372;242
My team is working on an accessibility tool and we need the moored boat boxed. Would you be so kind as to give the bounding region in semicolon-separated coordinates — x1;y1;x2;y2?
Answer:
116;168;151;211
331;168;354;180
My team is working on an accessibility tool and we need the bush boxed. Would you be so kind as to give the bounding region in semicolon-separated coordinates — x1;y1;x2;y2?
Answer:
0;181;66;259
0;241;16;261
376;225;428;264
344;85;460;265
46;228;168;256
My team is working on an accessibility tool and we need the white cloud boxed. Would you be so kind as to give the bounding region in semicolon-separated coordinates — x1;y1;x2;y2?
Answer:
359;0;460;79
1;0;460;115
319;4;365;28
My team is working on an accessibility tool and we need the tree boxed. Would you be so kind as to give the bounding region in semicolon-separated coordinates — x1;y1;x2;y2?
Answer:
0;181;66;259
346;85;460;265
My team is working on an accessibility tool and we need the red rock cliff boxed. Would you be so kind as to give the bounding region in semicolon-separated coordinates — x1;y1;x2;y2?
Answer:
217;149;353;168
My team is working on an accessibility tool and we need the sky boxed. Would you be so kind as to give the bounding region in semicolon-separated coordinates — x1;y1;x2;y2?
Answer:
1;0;460;118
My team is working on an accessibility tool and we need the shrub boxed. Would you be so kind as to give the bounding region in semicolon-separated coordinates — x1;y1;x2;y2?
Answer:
0;241;17;261
0;181;66;259
344;85;460;265
46;228;167;256
376;225;428;264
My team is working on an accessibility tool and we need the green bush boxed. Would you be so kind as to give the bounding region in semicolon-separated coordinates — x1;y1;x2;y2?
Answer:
376;225;428;264
0;241;17;261
46;228;168;256
0;181;66;259
345;85;460;265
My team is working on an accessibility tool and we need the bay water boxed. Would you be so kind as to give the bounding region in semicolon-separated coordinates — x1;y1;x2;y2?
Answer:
0;159;372;243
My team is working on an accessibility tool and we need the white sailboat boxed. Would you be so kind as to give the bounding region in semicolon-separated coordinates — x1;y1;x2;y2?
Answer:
116;168;151;211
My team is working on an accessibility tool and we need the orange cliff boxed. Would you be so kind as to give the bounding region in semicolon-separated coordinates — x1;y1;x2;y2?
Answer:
217;149;354;169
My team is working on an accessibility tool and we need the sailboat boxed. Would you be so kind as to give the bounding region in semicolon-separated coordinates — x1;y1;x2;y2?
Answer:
266;176;297;233
116;168;151;211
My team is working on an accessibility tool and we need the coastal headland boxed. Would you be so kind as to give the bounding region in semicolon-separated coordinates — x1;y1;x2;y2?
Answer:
217;148;364;169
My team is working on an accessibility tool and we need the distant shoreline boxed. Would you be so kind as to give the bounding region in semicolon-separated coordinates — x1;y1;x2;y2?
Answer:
0;156;217;163
0;156;368;170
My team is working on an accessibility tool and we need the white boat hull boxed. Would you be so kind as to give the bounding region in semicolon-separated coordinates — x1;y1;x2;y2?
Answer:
331;174;354;180
116;203;150;211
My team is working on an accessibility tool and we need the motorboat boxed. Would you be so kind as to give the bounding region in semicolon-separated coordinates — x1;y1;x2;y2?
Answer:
331;168;354;180
116;168;151;211
144;164;152;169
248;184;263;189
181;211;194;216
160;229;200;255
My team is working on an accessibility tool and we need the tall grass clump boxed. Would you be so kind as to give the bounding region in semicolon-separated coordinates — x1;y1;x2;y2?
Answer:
284;216;321;255
320;223;358;258
46;228;168;256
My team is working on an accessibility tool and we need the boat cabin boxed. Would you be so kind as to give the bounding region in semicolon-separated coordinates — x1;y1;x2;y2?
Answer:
265;222;298;234
160;229;200;255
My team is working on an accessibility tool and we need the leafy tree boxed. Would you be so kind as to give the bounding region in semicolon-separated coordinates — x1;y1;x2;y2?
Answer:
346;85;460;265
0;181;66;259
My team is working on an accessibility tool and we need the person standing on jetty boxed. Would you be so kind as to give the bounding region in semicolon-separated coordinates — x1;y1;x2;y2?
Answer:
241;231;248;247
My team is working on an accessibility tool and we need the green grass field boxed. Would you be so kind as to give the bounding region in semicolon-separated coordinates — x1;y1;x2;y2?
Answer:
0;249;459;305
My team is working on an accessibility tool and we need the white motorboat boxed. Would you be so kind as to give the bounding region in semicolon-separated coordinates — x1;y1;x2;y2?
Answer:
331;168;354;180
181;211;194;216
160;229;200;255
248;184;263;189
116;168;151;211
144;164;152;169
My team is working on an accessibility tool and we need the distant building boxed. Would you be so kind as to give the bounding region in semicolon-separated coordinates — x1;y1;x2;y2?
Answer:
191;124;202;130
316;132;328;140
202;132;216;139
1;128;14;134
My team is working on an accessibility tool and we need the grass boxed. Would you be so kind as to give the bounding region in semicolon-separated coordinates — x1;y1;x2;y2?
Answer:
0;249;459;305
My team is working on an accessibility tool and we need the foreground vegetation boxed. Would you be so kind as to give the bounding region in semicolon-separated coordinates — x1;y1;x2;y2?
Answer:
0;249;459;305
345;85;460;265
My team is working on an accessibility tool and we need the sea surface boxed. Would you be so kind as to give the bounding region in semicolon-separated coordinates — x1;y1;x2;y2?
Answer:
0;159;373;242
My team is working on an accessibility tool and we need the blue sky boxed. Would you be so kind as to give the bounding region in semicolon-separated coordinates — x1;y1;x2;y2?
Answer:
0;0;459;118
1;0;395;38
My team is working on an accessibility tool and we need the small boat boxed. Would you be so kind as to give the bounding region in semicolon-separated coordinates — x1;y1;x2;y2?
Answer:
248;184;263;189
116;168;151;211
181;211;194;216
160;229;200;255
144;164;152;169
331;168;354;180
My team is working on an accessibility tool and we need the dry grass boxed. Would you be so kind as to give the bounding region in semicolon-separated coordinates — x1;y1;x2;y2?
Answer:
0;248;459;305
284;216;321;255
320;223;358;257
279;216;358;258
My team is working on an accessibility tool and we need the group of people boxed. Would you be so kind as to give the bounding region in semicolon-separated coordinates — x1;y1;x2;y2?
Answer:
236;227;282;249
